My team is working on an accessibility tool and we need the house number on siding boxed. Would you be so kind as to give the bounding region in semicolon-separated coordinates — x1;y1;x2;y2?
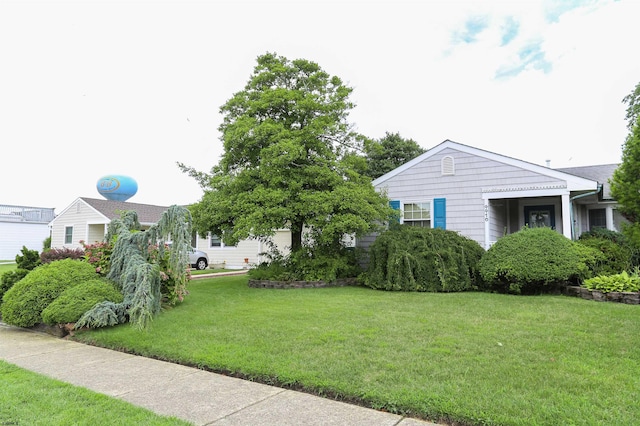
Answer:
484;204;489;222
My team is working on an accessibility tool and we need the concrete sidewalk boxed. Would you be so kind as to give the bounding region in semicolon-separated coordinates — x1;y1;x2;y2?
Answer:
0;323;441;425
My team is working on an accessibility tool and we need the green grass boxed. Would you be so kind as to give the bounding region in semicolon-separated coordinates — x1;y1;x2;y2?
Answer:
0;360;191;425
190;268;232;275
74;275;640;426
0;262;16;274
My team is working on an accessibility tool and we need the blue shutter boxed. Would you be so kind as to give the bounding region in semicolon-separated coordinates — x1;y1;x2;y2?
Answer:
433;198;446;229
389;200;401;223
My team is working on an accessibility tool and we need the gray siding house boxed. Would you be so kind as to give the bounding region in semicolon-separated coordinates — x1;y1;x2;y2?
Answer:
370;140;622;249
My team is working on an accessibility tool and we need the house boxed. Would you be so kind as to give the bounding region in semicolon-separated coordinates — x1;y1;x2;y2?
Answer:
0;204;55;259
369;140;622;250
49;197;291;269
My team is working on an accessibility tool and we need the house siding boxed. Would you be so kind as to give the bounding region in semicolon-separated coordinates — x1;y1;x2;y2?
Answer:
194;230;291;269
375;147;569;247
0;222;50;259
50;200;108;249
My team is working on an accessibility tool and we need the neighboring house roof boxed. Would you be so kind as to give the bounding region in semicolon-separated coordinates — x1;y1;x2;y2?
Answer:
50;197;170;226
555;164;619;200
372;139;601;193
81;197;170;224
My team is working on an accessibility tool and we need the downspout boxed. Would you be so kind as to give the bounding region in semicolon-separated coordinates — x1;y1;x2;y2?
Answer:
569;184;602;240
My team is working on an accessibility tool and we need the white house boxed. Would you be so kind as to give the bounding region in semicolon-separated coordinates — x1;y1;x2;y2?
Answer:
49;197;291;269
368;140;622;250
0;204;55;259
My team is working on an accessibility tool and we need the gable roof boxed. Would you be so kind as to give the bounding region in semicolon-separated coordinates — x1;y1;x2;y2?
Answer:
372;139;600;193
80;197;170;224
555;164;618;200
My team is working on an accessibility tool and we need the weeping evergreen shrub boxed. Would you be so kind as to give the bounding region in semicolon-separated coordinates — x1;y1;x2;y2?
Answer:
75;206;192;330
1;259;98;327
479;227;587;294
360;226;484;292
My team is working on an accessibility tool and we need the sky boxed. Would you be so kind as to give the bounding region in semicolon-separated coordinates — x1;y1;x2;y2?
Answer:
1;0;639;213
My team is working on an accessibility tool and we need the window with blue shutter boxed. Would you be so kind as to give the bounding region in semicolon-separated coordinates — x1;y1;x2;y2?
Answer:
433;198;446;229
389;200;401;223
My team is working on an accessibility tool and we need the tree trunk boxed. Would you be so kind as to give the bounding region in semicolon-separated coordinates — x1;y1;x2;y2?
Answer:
291;221;304;253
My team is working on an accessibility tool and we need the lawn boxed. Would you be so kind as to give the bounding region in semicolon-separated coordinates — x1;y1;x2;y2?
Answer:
74;275;640;426
0;360;191;425
0;262;16;274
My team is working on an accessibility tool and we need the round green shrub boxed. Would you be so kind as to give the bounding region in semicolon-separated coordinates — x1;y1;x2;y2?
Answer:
479;227;586;294
361;226;485;292
41;279;123;325
1;259;98;327
0;269;29;304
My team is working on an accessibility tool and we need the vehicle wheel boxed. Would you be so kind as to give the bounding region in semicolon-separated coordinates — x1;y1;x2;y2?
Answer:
195;258;208;270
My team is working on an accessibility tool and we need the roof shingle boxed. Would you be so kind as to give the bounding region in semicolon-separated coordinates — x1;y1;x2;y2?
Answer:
81;197;171;224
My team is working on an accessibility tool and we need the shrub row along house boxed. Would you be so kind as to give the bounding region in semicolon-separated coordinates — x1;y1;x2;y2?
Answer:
48;140;621;265
365;140;621;250
48;197;290;269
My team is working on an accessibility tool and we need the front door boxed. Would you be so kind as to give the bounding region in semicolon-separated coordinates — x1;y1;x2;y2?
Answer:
524;205;556;229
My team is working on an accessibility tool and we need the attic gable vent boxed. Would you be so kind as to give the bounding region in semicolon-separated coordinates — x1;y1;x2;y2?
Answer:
441;156;455;175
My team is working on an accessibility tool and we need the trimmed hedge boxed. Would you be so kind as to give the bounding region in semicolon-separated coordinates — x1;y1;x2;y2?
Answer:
479;227;586;294
360;226;485;292
1;259;98;327
41;279;123;325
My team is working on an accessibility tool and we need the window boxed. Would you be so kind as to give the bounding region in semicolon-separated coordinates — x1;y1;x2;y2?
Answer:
210;234;222;248
589;208;606;231
441;156;454;175
524;205;556;229
403;202;430;227
64;226;73;244
209;233;236;248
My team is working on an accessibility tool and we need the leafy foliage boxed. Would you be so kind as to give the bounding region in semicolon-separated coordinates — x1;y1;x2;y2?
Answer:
40;247;85;264
76;206;192;330
622;80;640;131
248;245;361;282
479;227;586;294
577;231;632;275
41;279;123;325
610;117;640;224
362;132;425;179
0;269;28;304
81;240;113;276
360;226;485;292
42;235;51;251
583;270;640;293
180;52;393;260
0;246;41;304
1;259;98;327
15;246;41;270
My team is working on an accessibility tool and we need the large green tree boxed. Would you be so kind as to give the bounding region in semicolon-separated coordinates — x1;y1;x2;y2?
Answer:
363;132;425;179
611;82;640;245
181;53;392;255
623;81;640;131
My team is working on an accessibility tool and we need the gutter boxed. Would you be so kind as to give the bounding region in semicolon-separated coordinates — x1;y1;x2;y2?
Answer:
569;184;602;239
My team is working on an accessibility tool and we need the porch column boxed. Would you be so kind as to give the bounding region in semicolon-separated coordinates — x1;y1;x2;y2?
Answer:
561;193;571;239
483;196;490;250
606;206;614;231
